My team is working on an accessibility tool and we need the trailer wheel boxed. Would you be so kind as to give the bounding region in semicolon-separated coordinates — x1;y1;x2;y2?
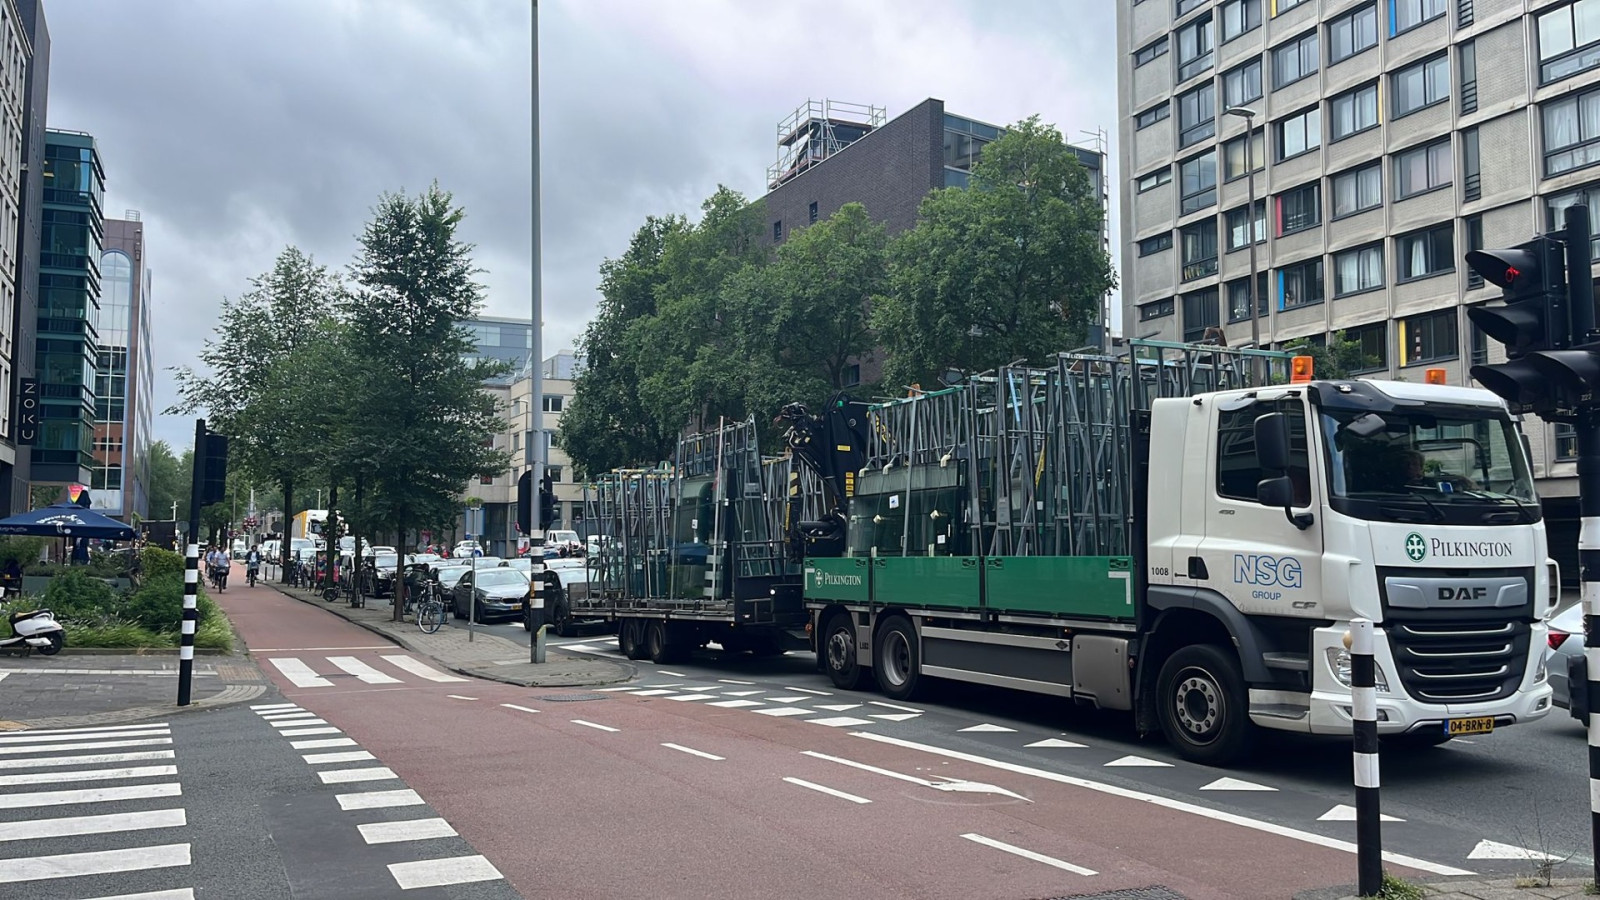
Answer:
619;619;647;660
646;620;671;663
823;613;869;691
873;616;921;701
1155;644;1254;766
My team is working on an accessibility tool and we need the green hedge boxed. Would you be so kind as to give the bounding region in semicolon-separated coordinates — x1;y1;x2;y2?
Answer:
8;565;235;651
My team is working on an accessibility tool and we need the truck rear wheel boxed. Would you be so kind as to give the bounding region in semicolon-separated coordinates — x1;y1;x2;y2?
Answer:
1155;644;1254;766
619;619;647;660
646;620;671;663
824;613;869;691
873;616;921;701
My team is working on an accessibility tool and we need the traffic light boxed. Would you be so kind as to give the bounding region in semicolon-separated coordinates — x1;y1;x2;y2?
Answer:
195;427;229;508
1467;221;1584;414
515;470;532;534
538;471;555;530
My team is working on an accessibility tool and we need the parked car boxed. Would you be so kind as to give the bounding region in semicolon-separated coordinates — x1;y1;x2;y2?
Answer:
1548;600;1584;717
544;529;582;555
450;567;530;623
363;553;401;597
433;565;473;592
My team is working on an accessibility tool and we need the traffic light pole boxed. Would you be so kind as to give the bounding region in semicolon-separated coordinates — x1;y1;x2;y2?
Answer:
179;419;206;707
1578;406;1600;889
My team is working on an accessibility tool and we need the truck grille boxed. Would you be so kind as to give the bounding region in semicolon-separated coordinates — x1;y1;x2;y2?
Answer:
1386;619;1530;703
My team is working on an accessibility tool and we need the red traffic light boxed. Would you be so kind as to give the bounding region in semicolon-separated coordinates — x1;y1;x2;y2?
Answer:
1464;245;1547;290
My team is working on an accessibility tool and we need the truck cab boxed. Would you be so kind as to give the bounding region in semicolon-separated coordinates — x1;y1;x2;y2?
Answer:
1144;377;1555;748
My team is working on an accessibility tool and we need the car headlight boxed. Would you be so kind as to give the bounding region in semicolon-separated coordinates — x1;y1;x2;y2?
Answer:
1326;648;1391;692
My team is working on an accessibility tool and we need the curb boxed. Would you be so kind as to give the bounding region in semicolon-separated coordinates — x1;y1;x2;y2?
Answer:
2;647;236;657
265;582;635;688
0;682;271;732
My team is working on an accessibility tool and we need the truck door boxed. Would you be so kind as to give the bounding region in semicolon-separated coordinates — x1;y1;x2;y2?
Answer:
1196;397;1324;619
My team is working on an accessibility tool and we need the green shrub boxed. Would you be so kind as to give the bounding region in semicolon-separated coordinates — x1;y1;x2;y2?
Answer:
141;547;184;581
120;573;205;632
69;617;175;649
194;616;233;651
42;568;118;621
0;537;43;570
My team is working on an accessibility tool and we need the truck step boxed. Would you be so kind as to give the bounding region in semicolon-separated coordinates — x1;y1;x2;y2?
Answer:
1261;652;1309;672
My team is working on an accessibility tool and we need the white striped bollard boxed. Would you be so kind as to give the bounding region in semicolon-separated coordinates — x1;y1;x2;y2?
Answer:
1348;618;1382;895
177;542;200;706
1578;410;1600;888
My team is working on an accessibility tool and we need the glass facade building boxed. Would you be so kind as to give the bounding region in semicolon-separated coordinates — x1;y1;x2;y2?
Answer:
90;215;150;520
32;129;102;486
462;315;533;385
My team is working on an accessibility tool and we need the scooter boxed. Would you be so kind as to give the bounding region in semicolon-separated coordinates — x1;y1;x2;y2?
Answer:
0;595;65;655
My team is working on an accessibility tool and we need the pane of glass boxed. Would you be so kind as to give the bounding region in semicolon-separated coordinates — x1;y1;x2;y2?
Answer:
1579;0;1600;48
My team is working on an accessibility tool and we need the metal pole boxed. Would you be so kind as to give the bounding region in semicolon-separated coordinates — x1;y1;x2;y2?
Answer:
179;419;205;707
1575;403;1600;889
1567;205;1595;343
1244;113;1261;382
1349;618;1382;895
526;0;544;519
468;509;478;642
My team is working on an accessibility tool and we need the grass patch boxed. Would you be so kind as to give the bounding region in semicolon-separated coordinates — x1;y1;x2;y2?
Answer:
1362;873;1425;900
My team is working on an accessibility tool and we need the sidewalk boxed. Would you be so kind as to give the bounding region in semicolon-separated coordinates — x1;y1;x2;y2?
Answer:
1298;876;1594;899
267;580;634;688
0;651;269;731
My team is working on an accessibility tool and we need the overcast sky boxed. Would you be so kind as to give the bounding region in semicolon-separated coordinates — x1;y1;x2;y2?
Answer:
44;0;1117;453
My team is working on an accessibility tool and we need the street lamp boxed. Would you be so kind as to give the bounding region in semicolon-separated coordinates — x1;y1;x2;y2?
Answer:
1225;105;1261;381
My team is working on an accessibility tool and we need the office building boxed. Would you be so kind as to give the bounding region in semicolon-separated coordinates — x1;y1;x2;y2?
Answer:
90;213;151;521
509;354;581;533
1;0;39;514
1116;0;1600;524
30;128;101;487
462;315;534;385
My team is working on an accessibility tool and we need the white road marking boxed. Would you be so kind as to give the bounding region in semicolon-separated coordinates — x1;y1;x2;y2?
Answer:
718;679;755;685
764;695;810;703
962;833;1097;876
291;738;357;750
1318;804;1403;822
869;713;920;722
1200;776;1277;792
336;788;424;810
500;704;539;714
280;727;343;737
0;728;168;744
720;690;763;697
0;782;181;810
851;731;1475;877
662;742;724;760
869;700;924;713
629;690;677;696
1024;738;1086;749
656;670;688;677
388;854;503;890
0;749;174;771
269;658;334;688
815;704;862;712
447;695;478;701
0;842;191;883
0;807;185;841
4;722;172;735
784;687;832;696
708;700;764;708
753;707;810;717
667;693;717;701
249;646;391;652
0;738;171;756
319;766;398;784
593;686;640;692
251;703;299;710
262;712;319;722
959;723;1017;733
0;764;177;787
327;656;403;684
1103;755;1173;768
381;655;467;682
303;750;376;764
0;668;212;677
1467;839;1558;861
800;750;1028;801
807;717;875;728
571;720;618;733
78;891;195;900
783;776;870;804
359;817;457;844
270;718;329;728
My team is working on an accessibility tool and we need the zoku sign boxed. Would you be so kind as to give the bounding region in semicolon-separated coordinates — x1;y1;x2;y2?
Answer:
15;379;36;444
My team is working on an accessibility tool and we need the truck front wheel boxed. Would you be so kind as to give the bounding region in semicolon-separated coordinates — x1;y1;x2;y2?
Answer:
873;617;922;701
1155;644;1254;766
824;613;869;691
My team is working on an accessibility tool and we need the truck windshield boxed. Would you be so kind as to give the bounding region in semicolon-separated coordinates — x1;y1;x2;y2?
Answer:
1319;407;1538;526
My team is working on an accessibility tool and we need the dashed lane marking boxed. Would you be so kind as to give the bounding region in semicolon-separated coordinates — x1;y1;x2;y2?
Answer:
662;742;724;761
447;695;478;701
707;700;764;709
961;834;1097;877
806;717;875;728
783;776;870;804
784;687;832;696
501;704;539;714
571;720;619;733
869;701;923;713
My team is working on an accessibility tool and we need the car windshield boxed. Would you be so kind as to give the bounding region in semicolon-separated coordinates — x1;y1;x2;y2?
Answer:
438;568;471;587
502;559;532;571
1321;406;1538;526
475;570;527;588
373;554;398;568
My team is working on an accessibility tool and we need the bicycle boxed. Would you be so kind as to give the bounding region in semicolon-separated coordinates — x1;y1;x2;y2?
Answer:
417;582;447;634
246;565;260;588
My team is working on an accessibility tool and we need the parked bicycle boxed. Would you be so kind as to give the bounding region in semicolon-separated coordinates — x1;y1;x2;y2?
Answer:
417;582;446;634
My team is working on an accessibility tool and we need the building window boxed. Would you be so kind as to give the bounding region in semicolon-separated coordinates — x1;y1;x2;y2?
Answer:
1462;127;1481;201
1179;151;1218;214
1138;232;1174;256
1228;272;1269;322
1537;0;1600;85
1221;0;1261;41
1223;129;1265;181
1136;104;1171;130
1333;244;1384;296
1178;82;1217;149
1344;321;1389;372
1328;4;1378;64
1276;0;1308;11
1135;36;1170;68
1399;308;1458;365
1272;30;1319;88
1396;224;1455;281
1182;288;1221;343
1330;83;1379;141
1393;0;1446;35
808;201;818;224
1275;107;1320;161
1279;258;1324;309
1177;0;1206;16
1176;15;1214;82
843;363;861;387
1222;59;1262;110
1140;298;1175;321
1137;167;1173;192
1332;161;1383;218
772;221;782;241
1226;200;1266;251
1391;54;1450;117
1395;138;1453;199
1465;214;1485;288
1470;322;1488;366
1545;185;1600;260
1276;182;1320;235
543;395;564;413
1181;220;1219;281
1459;40;1478;115
480;474;493;485
1542;87;1600;177
1557;423;1579;460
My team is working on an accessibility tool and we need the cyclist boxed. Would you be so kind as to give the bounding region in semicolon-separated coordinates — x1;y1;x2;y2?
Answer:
205;545;229;592
245;545;262;587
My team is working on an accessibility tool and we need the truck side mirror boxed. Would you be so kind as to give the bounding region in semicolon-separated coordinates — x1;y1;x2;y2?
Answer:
1256;476;1294;508
1254;412;1290;471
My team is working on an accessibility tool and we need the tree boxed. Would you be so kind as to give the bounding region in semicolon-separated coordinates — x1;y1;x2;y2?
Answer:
146;441;183;522
872;116;1115;388
340;183;507;620
1283;332;1378;381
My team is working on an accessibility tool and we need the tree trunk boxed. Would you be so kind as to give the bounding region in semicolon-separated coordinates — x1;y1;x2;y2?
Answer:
280;478;294;582
351;474;365;601
392;515;407;622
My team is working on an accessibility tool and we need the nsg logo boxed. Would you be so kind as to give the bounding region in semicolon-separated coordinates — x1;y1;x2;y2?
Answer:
1232;554;1303;588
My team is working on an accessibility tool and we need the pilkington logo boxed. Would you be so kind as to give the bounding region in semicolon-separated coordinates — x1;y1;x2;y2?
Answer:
1404;533;1426;562
1428;538;1513;559
813;571;863;587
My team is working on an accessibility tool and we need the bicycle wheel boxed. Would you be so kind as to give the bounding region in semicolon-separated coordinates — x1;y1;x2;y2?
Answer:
419;602;443;634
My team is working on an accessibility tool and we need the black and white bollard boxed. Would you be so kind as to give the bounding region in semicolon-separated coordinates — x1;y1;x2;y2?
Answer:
177;541;199;706
1349;617;1382;896
1578;409;1600;887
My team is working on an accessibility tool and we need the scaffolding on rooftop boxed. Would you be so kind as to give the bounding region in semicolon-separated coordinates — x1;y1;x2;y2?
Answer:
767;99;886;190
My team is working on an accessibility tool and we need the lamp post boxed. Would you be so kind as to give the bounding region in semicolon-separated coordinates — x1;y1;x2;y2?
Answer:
1225;105;1261;382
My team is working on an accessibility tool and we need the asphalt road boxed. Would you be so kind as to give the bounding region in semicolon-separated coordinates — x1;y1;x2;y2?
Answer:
482;619;1596;878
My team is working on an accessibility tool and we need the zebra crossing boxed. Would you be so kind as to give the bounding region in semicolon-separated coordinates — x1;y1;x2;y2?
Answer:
251;702;507;892
263;653;467;689
0;721;195;897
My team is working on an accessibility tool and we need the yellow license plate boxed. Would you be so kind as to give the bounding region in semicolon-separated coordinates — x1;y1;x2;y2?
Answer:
1446;716;1495;736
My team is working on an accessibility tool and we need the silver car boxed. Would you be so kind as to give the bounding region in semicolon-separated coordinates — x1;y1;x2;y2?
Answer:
1548;601;1584;716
